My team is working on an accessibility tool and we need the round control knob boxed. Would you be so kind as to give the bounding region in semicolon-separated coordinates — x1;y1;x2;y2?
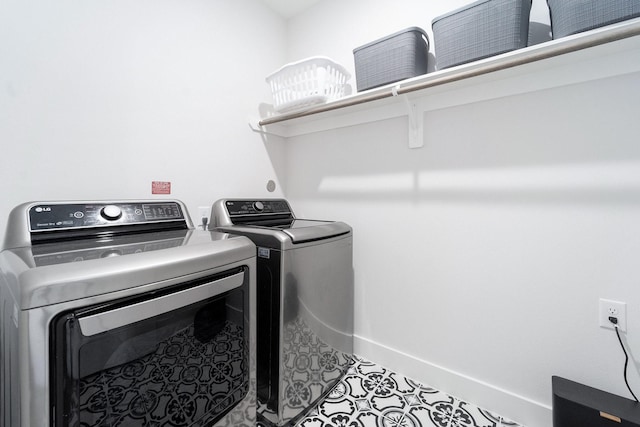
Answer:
253;201;264;212
100;205;122;221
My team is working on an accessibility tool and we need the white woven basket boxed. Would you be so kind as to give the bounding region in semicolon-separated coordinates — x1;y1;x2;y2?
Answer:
266;56;350;113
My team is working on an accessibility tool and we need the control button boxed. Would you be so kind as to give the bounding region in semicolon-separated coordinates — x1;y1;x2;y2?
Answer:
73;211;84;219
100;205;122;221
253;201;264;212
134;208;143;216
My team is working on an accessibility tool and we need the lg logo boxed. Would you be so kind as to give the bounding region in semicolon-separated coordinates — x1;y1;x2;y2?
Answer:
34;206;52;213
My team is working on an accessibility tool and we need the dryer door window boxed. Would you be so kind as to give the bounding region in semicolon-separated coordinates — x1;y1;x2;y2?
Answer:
50;268;249;427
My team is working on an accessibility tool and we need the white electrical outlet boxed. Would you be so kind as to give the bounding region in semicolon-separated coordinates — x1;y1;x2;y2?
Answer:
599;298;627;331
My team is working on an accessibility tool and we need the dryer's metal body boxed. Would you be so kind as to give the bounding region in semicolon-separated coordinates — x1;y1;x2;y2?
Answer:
0;200;257;427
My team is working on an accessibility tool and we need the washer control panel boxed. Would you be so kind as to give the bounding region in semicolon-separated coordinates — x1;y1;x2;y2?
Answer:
28;201;185;232
225;199;291;217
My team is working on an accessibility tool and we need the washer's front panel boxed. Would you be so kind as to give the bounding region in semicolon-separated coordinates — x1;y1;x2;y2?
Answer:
278;236;354;425
254;249;282;416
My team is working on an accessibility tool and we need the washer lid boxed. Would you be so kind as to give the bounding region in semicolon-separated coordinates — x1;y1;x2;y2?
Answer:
230;220;350;243
280;220;351;243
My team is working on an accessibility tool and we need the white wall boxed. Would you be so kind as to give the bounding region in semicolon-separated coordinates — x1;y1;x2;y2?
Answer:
0;0;287;243
3;1;639;425
280;1;640;426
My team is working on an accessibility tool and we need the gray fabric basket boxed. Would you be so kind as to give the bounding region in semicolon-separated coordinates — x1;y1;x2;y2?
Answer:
547;0;640;39
353;27;430;92
432;0;532;70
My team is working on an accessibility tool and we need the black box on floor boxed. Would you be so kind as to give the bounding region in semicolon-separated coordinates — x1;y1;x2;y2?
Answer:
552;376;640;426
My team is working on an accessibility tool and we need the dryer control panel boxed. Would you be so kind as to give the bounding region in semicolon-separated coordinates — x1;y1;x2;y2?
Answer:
2;200;193;249
28;202;186;232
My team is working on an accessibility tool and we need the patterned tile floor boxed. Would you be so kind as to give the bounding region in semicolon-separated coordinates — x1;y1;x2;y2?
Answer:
294;357;524;427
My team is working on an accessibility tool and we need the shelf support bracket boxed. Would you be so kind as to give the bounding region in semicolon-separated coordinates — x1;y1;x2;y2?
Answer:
248;116;288;138
392;86;423;149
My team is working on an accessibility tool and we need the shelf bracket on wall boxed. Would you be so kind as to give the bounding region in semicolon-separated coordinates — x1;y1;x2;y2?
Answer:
392;85;423;149
248;116;288;138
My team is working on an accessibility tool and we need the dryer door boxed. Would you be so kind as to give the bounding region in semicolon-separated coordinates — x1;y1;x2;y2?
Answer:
50;269;250;427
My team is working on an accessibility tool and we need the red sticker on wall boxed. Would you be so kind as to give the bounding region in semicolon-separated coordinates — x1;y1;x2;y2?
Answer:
152;181;171;195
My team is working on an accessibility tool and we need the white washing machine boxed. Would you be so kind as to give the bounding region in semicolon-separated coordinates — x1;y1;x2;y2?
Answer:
0;200;256;427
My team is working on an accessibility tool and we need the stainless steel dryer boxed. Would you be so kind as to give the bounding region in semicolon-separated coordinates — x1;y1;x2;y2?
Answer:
0;200;256;427
210;199;353;426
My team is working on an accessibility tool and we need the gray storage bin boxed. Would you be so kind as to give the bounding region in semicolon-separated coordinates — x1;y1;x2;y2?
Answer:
353;27;429;92
432;0;531;70
547;0;640;39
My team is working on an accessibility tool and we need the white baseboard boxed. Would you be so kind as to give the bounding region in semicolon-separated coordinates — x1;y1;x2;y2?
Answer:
354;335;552;427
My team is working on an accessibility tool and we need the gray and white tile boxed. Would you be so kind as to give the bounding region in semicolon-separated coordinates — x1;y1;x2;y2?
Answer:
295;357;525;427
